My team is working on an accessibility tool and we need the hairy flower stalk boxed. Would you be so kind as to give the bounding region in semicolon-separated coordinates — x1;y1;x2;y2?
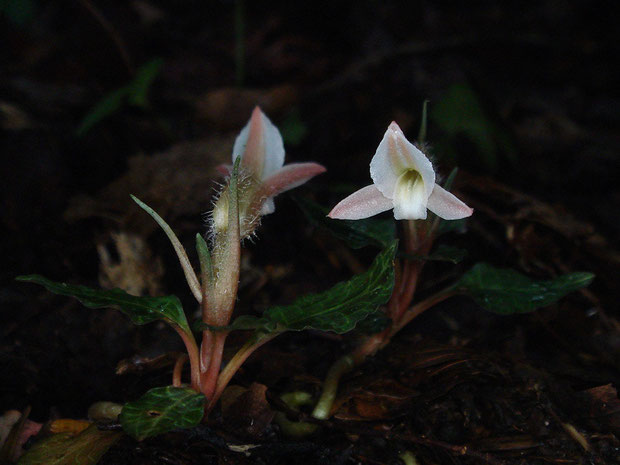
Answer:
197;108;325;402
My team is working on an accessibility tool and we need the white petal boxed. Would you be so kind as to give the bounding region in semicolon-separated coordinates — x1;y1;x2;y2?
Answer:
427;184;473;220
392;170;428;220
232;107;285;180
328;185;393;220
370;122;435;200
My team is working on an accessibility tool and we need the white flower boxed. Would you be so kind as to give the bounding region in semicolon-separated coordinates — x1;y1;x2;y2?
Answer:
220;107;326;215
213;107;325;238
328;122;473;221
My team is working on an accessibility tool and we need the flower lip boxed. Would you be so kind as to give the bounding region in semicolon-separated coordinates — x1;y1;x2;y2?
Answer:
369;121;435;202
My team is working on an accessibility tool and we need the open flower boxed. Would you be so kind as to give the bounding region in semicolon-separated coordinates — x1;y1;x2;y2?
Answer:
328;122;473;221
214;107;326;237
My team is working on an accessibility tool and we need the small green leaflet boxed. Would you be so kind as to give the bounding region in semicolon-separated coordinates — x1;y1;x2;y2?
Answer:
16;275;191;334
17;425;122;465
431;82;517;171
455;263;594;314
263;242;397;333
120;386;205;441
295;196;395;249
77;58;163;136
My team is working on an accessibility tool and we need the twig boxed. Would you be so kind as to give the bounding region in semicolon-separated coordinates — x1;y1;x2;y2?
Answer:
77;0;134;74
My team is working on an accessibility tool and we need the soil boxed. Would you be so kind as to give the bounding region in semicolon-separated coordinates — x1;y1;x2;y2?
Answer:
2;1;619;464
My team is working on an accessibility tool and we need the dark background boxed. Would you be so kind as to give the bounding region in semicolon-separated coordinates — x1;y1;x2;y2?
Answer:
1;1;619;463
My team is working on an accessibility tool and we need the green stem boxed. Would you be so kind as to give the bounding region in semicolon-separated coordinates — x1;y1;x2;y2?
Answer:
275;392;318;437
303;289;455;426
312;355;354;420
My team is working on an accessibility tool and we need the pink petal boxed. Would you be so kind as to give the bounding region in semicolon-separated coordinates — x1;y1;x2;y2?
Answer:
427;184;473;220
370;122;435;201
328;184;393;220
260;162;326;199
232;107;285;179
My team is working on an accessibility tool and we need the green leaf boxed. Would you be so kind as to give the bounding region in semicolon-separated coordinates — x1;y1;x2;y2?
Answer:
16;275;191;334
426;244;467;264
195;233;214;285
280;109;308;146
120;386;205;441
127;58;164;107
131;195;202;303
437;217;467;235
295;196;395;249
17;424;122;465
76;87;127;136
193;314;278;333
431;83;517;171
1;0;36;26
456;263;595;314
263;242;397;333
77;58;162;136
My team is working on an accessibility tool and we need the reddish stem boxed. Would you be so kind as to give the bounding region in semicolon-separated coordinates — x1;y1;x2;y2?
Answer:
172;326;200;391
390;290;456;336
207;332;280;411
172;354;188;387
200;331;228;401
200;330;214;375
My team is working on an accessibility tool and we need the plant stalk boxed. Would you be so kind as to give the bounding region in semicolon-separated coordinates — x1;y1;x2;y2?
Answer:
172;326;200;391
208;332;280;411
311;355;354;419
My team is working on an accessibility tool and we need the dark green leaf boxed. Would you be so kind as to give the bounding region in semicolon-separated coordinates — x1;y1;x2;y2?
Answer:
16;275;191;334
76;88;127;136
76;58;162;135
1;0;35;26
17;425;121;465
295;196;395;249
120;386;205;441
193;315;278;333
431;83;517;171
263;242;397;333
427;244;467;264
280;109;308;146
437;217;467;235
456;263;594;314
127;58;163;107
